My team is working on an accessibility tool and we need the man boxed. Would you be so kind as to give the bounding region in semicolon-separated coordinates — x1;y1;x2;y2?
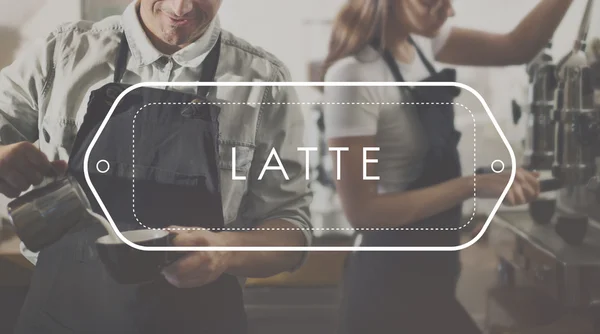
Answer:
0;0;312;333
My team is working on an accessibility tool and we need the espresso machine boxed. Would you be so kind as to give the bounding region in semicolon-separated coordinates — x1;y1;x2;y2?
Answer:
516;40;560;226
485;0;600;332
509;0;600;245
551;0;600;246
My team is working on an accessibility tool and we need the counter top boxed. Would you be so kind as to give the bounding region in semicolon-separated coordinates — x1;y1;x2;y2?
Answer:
475;198;600;266
0;227;33;287
0;228;33;271
493;210;600;266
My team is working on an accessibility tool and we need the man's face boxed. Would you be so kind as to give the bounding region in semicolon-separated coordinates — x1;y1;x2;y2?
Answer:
139;0;222;47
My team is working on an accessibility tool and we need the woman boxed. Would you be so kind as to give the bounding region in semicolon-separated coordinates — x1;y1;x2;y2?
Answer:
322;0;573;333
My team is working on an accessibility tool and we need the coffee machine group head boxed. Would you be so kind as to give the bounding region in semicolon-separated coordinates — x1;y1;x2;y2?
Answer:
524;42;558;171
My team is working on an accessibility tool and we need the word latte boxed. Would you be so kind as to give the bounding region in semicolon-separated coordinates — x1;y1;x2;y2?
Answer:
230;147;381;181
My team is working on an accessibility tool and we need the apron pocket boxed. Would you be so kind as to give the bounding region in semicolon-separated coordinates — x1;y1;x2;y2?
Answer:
131;171;223;228
86;165;222;229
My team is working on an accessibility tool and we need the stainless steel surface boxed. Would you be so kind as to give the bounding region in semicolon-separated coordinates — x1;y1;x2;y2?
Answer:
524;43;557;170
556;0;595;79
553;59;599;185
553;102;598;186
491;1;600;323
489;209;600;308
6;175;92;252
575;0;595;53
553;0;599;187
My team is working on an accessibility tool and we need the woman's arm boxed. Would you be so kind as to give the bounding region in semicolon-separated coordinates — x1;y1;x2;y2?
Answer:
436;0;574;66
330;136;539;228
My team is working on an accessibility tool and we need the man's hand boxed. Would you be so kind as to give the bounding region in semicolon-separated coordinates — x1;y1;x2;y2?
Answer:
161;227;232;288
0;142;68;198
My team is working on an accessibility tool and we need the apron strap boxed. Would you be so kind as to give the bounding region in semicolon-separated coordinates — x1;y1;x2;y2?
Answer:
381;49;406;82
113;33;222;97
411;37;437;75
196;34;221;97
113;33;130;83
379;36;436;83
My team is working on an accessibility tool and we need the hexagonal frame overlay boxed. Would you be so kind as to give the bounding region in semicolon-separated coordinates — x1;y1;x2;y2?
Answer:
83;82;516;252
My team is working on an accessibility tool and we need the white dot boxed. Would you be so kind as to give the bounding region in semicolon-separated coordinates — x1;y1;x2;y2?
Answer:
491;160;505;173
96;160;110;173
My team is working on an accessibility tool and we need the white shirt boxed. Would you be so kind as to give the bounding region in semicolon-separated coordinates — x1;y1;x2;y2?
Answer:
1;2;312;265
324;27;452;193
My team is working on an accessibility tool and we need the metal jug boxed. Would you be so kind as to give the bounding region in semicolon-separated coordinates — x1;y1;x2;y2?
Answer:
7;175;92;252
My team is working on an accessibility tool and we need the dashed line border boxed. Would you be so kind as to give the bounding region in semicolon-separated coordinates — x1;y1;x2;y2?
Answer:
131;101;477;232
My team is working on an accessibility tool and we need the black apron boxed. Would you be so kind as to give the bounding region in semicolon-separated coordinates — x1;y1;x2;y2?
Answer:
16;34;247;334
338;41;481;334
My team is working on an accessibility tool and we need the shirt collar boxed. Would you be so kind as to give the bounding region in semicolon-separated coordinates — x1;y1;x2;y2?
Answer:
121;1;221;68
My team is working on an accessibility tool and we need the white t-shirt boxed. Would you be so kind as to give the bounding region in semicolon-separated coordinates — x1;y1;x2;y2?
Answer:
323;26;453;194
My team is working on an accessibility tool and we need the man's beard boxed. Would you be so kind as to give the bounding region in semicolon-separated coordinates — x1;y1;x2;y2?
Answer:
161;12;209;46
162;27;192;45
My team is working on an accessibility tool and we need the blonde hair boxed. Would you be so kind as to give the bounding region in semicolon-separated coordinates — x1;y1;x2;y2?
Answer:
322;0;393;78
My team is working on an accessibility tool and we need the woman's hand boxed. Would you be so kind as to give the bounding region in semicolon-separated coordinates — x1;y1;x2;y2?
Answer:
477;168;540;206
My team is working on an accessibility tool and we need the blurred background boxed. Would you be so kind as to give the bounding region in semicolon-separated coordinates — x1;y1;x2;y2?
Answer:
2;1;600;333
0;0;597;215
1;0;598;225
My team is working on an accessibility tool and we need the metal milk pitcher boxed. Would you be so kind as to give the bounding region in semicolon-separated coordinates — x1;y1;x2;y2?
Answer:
7;175;92;252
